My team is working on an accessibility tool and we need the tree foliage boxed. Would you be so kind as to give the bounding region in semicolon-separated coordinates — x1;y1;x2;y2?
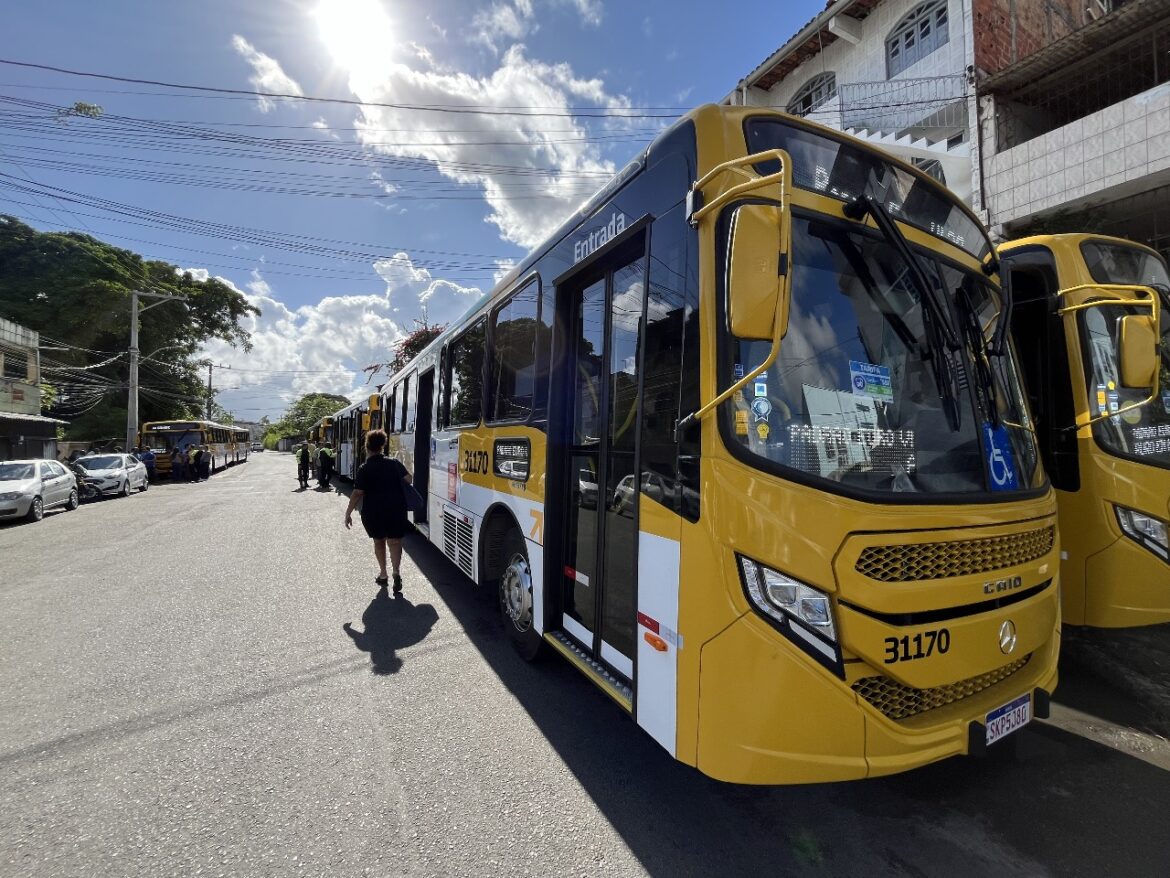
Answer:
269;392;352;441
0;216;260;439
390;323;445;373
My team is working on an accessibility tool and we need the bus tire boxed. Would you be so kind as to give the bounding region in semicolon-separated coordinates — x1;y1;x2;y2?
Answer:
498;530;544;662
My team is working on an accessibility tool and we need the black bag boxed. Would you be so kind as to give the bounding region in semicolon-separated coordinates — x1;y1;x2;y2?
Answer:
402;479;424;513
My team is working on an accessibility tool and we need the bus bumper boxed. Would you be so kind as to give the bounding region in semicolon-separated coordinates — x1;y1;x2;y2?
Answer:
695;613;1060;785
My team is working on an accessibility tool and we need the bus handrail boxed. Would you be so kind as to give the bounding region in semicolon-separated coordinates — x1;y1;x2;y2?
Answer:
1055;283;1162;432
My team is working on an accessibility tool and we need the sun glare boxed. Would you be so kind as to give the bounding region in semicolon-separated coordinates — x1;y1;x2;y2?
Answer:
313;0;395;81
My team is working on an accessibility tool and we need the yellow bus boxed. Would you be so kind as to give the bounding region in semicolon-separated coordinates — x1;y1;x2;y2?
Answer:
229;426;251;465
139;419;240;477
1000;234;1167;627
333;394;380;481
380;104;1060;783
307;416;334;446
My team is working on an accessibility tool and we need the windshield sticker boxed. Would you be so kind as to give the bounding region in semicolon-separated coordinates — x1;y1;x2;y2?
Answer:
849;360;893;401
751;397;772;422
983;423;1019;492
734;363;745;379
735;410;749;435
1162;390;1170;414
1108;390;1121;419
1096;384;1108;416
756;423;770;440
754;381;768;397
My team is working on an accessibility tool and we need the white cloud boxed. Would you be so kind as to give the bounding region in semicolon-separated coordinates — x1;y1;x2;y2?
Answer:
230;35;305;112
472;1;537;52
350;45;630;249
193;254;482;420
564;0;603;27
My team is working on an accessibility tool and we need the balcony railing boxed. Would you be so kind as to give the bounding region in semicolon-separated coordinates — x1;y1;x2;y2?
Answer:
839;75;968;138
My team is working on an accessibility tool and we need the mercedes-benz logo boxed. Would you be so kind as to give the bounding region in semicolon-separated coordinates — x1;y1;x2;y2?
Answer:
998;620;1018;655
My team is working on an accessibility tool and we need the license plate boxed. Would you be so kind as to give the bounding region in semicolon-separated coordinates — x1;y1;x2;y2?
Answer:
985;693;1031;746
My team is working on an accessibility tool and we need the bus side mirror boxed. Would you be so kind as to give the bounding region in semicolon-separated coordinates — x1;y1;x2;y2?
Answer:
726;204;791;341
1119;314;1159;389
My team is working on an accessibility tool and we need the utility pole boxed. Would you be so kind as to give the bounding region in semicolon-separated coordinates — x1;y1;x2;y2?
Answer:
205;361;214;420
127;290;188;450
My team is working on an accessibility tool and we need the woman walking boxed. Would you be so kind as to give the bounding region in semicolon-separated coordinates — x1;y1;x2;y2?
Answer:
344;429;411;593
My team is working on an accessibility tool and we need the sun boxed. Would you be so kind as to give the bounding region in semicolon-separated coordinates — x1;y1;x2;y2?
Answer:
312;0;396;81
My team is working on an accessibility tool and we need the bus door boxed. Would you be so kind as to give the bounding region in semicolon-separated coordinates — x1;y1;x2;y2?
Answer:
412;369;435;523
555;251;646;681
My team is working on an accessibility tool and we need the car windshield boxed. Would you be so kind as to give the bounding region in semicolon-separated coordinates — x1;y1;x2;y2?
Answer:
78;456;123;470
722;215;1043;499
0;463;35;480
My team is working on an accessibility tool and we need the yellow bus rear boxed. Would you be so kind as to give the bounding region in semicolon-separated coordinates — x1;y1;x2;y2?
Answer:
379;104;1059;783
1000;234;1169;627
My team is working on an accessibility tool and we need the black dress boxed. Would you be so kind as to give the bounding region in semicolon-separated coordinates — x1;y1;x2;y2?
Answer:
355;455;409;539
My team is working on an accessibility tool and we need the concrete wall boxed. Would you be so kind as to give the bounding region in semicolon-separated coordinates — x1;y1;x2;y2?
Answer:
983;82;1170;226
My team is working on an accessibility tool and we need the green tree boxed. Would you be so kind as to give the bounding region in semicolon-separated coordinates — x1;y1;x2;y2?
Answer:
272;392;352;440
0;216;260;439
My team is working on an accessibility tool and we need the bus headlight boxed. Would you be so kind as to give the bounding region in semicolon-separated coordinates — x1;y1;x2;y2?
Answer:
738;555;838;644
1115;506;1169;561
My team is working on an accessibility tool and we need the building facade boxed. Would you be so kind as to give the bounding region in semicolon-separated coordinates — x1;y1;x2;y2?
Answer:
0;317;64;460
726;0;1170;258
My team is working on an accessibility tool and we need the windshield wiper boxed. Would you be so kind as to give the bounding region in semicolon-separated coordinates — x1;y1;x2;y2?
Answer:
955;282;1001;429
845;194;963;431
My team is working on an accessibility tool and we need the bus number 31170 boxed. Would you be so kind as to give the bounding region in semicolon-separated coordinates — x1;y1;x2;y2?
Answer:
884;629;951;664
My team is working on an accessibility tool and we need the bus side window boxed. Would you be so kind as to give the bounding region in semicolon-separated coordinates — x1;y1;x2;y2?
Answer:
641;204;700;520
1006;250;1079;491
400;375;411;432
387;388;397;433
487;280;539;423
446;319;486;428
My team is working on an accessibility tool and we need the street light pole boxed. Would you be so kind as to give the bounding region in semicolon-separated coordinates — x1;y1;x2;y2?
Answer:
126;290;188;450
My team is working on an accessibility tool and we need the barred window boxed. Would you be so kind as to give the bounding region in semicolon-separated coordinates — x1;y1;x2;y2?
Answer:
887;1;949;78
787;72;837;118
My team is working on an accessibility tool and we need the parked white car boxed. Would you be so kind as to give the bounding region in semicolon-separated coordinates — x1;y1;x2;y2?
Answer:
0;459;79;523
75;454;149;496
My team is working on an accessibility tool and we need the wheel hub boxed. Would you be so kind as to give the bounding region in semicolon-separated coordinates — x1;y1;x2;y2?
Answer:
500;552;532;631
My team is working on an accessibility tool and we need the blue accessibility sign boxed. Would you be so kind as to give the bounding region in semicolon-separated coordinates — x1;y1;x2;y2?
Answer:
849;360;893;400
983;423;1019;492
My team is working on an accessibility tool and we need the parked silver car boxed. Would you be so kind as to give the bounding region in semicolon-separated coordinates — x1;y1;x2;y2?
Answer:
75;454;149;496
0;459;79;523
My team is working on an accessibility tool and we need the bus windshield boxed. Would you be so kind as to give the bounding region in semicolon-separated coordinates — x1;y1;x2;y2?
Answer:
1076;242;1170;468
143;430;204;451
724;215;1043;499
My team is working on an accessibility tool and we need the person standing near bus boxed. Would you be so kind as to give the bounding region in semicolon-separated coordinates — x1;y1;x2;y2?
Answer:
199;444;212;480
308;439;319;482
297;441;311;489
171;447;185;482
189;444;201;482
318;443;335;488
138;445;156;482
344;429;410;593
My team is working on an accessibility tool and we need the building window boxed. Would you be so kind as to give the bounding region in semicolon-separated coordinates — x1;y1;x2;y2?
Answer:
887;0;949;78
787;72;837;118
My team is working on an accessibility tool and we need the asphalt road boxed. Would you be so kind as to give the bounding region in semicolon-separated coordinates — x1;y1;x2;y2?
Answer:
1;452;1168;877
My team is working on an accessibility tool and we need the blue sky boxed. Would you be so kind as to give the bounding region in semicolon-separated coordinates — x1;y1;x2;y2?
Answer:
1;0;822;419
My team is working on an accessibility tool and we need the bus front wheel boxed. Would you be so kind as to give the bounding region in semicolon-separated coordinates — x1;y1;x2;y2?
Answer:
498;530;543;662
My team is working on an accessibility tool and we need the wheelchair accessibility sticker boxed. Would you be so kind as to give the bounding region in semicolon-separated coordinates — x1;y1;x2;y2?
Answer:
983;423;1019;492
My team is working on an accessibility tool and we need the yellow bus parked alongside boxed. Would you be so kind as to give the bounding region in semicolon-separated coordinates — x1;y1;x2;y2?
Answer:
1000;234;1168;627
139;419;241;477
380;104;1060;783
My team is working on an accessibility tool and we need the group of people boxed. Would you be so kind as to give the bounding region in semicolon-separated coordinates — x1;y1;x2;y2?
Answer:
296;440;336;489
167;444;214;482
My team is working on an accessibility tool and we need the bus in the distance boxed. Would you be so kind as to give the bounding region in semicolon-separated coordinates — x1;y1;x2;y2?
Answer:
230;427;250;465
377;103;1061;783
307;416;334;447
1000;234;1167;627
139;419;241;477
333;394;380;480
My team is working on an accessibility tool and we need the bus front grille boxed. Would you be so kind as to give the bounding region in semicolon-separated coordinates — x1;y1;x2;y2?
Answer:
855;527;1054;582
852;655;1031;721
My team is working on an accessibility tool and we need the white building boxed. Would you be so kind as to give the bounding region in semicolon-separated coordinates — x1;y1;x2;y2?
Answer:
725;0;1169;256
0;317;65;460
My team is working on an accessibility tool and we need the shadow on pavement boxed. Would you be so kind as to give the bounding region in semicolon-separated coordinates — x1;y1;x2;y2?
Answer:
342;587;439;675
403;532;1170;877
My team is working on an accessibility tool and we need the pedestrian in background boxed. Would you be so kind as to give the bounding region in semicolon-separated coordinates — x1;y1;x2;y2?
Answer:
318;443;334;488
189;444;201;482
138;445;156;482
308;439;319;482
297;441;311;489
344;429;410;593
172;447;185;482
199;444;212;480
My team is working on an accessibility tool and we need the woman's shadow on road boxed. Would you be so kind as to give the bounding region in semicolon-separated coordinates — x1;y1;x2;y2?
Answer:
342;588;438;675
